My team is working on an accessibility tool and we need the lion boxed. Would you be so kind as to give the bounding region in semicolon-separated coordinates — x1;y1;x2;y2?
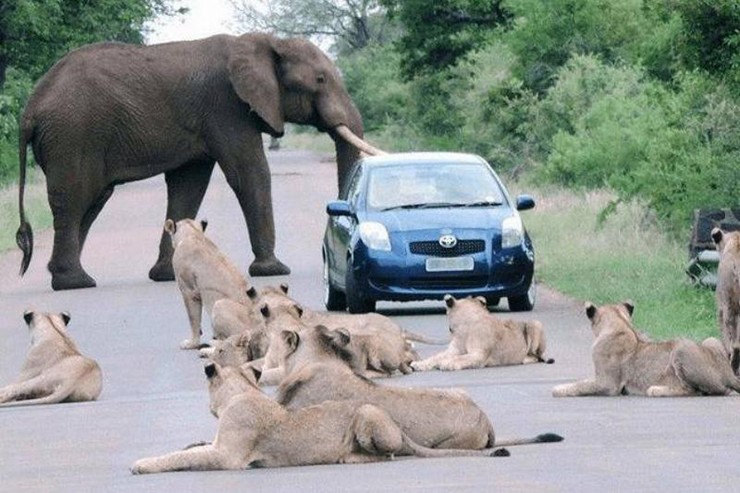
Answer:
277;360;563;452
0;310;102;407
258;304;418;384
165;218;253;349
411;294;553;372
711;227;740;373
130;362;507;474
552;301;740;397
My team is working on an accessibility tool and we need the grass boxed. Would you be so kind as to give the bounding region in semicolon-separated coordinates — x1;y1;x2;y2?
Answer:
0;168;51;252
518;183;717;341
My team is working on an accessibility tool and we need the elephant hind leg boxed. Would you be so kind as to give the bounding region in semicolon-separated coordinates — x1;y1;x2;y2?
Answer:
47;178;107;290
149;158;215;282
79;186;114;252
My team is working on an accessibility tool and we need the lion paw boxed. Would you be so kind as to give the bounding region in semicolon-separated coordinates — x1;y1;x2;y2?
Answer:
180;338;201;350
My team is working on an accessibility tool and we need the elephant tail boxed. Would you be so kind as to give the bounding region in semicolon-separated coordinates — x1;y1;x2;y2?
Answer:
16;121;34;276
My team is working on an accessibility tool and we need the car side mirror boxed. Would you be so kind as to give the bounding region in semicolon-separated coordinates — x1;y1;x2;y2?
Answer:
516;194;535;211
326;200;354;217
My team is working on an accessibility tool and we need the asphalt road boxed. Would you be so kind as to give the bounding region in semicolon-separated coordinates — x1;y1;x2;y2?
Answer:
1;148;739;492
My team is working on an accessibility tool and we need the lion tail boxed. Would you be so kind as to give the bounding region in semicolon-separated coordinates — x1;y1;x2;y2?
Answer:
494;433;564;448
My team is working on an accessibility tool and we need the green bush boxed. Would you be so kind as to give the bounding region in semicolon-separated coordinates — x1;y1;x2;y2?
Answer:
0;69;34;184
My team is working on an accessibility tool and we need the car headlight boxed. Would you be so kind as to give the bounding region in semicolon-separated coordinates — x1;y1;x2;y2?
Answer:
501;215;524;248
359;222;391;251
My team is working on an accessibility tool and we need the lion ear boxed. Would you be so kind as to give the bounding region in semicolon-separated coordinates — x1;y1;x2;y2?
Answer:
317;325;350;349
200;219;208;232
228;34;284;137
475;296;487;306
294;304;304;318
61;311;71;325
281;330;300;353
711;227;723;246
585;302;597;320
23;310;34;325
622;300;635;317
444;294;455;308
280;283;289;294
246;286;258;299
260;304;270;318
164;219;176;235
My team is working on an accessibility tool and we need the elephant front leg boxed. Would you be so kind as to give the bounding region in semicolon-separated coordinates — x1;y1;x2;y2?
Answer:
149;159;216;282
218;152;290;277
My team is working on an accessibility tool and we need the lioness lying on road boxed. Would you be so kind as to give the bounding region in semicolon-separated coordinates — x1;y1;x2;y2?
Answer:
165;218;253;349
258;303;419;383
552;301;740;397
130;362;505;474
0;310;102;407
711;227;740;373
412;295;553;371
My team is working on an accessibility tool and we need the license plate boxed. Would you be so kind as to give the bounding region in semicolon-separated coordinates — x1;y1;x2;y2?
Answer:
425;256;474;272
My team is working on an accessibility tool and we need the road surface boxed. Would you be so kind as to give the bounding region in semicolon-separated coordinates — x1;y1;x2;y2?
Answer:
1;148;738;492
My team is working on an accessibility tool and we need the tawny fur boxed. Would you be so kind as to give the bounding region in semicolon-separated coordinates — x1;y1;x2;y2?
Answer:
130;363;501;474
278;361;562;451
0;311;102;407
165;218;252;350
712;227;740;373
412;295;553;372
552;301;740;397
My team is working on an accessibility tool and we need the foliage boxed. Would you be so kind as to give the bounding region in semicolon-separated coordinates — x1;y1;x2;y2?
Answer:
0;0;186;86
337;44;411;131
381;0;511;79
0;68;33;182
230;0;397;54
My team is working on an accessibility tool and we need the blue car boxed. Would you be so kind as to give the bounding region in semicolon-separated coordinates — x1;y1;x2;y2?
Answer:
322;152;536;313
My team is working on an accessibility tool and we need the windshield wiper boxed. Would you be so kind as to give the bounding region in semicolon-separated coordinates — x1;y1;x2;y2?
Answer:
462;200;503;207
381;202;465;211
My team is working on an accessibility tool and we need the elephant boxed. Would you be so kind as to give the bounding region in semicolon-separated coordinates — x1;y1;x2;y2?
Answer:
15;33;384;291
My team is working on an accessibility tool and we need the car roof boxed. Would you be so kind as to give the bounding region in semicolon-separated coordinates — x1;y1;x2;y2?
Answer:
358;152;489;167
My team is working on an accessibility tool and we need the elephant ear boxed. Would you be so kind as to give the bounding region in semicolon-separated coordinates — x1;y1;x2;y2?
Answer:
228;34;284;137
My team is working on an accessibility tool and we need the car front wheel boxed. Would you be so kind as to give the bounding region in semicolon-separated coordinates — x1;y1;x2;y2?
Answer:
345;262;375;314
508;283;536;312
323;253;346;311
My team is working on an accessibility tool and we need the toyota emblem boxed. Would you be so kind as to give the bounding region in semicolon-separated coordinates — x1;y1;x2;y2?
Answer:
439;234;457;249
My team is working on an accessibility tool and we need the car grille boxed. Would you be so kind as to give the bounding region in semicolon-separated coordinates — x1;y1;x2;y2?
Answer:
407;276;489;289
409;240;485;257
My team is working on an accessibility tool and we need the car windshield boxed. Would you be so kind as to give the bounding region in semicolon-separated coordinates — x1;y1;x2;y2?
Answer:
366;162;505;211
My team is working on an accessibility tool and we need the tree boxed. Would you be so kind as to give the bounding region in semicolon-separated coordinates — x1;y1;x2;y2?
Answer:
381;0;511;79
0;0;186;87
230;0;394;53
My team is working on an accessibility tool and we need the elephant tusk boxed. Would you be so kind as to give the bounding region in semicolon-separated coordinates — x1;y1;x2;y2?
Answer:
334;125;387;156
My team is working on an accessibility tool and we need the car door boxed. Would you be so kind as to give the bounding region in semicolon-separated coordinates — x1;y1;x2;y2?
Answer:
327;163;364;288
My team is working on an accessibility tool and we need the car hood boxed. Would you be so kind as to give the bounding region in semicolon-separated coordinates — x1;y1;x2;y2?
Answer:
365;207;513;233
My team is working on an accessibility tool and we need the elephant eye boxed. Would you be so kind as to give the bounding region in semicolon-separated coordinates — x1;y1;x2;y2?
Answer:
316;74;326;84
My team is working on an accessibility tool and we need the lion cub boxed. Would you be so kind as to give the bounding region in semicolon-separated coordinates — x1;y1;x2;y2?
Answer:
711;227;740;373
552;301;740;397
412;294;553;371
165;218;253;349
130;362;501;474
0;310;102;407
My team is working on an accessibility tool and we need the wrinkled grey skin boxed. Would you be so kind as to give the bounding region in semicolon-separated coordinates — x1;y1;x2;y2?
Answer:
16;33;364;290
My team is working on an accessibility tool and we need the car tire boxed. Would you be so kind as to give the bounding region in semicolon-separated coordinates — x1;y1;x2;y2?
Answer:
508;283;536;312
485;296;500;307
345;262;375;314
323;253;346;311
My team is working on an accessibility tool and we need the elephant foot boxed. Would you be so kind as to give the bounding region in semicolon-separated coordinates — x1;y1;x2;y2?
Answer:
148;261;175;282
51;269;97;291
249;257;291;277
